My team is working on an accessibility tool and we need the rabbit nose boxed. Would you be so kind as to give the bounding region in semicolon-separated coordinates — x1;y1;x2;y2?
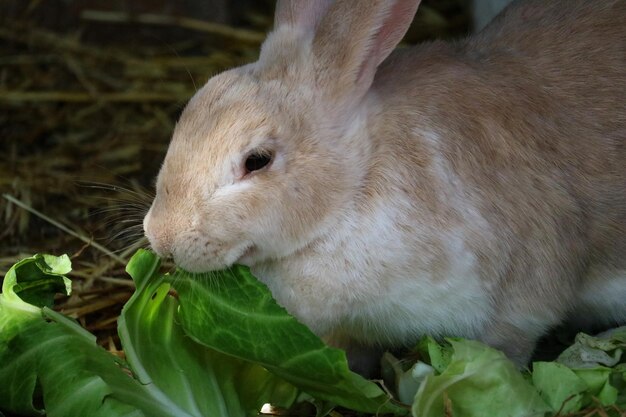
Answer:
143;208;172;258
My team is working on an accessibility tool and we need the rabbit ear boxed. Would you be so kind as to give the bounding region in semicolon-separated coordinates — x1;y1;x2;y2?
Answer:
313;0;421;100
274;0;335;33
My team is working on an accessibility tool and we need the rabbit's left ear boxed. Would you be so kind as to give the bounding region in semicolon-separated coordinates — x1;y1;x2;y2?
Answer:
313;0;421;100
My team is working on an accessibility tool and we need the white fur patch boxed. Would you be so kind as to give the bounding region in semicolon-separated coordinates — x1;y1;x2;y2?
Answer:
213;180;254;199
254;196;492;346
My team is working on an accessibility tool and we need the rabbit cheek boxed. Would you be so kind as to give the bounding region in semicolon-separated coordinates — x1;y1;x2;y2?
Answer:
168;202;253;272
158;198;255;272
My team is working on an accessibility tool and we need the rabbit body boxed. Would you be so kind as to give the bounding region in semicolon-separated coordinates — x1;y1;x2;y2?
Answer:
145;0;626;369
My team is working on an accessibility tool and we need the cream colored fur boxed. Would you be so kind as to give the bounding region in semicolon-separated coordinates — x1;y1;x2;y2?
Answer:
144;0;626;372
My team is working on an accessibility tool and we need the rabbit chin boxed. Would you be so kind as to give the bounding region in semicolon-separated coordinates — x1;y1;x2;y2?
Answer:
172;241;255;273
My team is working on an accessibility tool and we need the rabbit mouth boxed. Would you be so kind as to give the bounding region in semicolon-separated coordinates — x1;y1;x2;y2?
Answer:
236;244;257;266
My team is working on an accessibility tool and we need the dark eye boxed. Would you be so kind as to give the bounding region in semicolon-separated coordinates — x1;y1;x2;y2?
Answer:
244;150;273;174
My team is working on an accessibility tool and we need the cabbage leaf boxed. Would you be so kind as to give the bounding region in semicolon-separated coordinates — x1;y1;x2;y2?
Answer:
2;250;624;417
0;251;297;417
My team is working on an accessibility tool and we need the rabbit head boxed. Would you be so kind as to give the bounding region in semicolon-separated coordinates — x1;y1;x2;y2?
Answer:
144;0;422;272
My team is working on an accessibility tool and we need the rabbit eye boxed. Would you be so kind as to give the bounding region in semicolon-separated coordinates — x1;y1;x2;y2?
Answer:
244;150;273;174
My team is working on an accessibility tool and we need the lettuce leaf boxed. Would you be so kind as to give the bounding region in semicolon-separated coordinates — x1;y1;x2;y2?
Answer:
0;254;147;417
0;252;297;417
411;338;550;417
166;255;406;415
386;334;625;417
533;327;626;412
3;250;623;417
120;249;298;417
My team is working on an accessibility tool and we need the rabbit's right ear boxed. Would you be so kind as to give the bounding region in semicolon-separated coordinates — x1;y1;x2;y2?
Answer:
312;0;421;103
274;0;335;34
260;1;419;106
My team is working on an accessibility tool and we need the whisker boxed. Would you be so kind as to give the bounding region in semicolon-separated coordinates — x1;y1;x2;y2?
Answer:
89;210;140;218
115;237;149;257
104;226;145;241
76;180;154;201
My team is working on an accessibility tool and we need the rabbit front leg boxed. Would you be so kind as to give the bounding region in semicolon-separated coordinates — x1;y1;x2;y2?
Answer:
479;319;550;366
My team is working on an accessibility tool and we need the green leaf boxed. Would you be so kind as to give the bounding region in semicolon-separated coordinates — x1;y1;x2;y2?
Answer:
558;329;626;369
168;263;406;415
0;254;148;417
532;362;587;412
551;327;626;408
576;368;618;405
2;254;71;311
532;328;626;413
416;336;453;374
8;249;622;417
411;339;551;417
0;250;298;417
381;352;435;405
120;249;298;417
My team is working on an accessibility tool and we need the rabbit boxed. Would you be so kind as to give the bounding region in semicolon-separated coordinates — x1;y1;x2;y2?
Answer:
143;0;626;374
